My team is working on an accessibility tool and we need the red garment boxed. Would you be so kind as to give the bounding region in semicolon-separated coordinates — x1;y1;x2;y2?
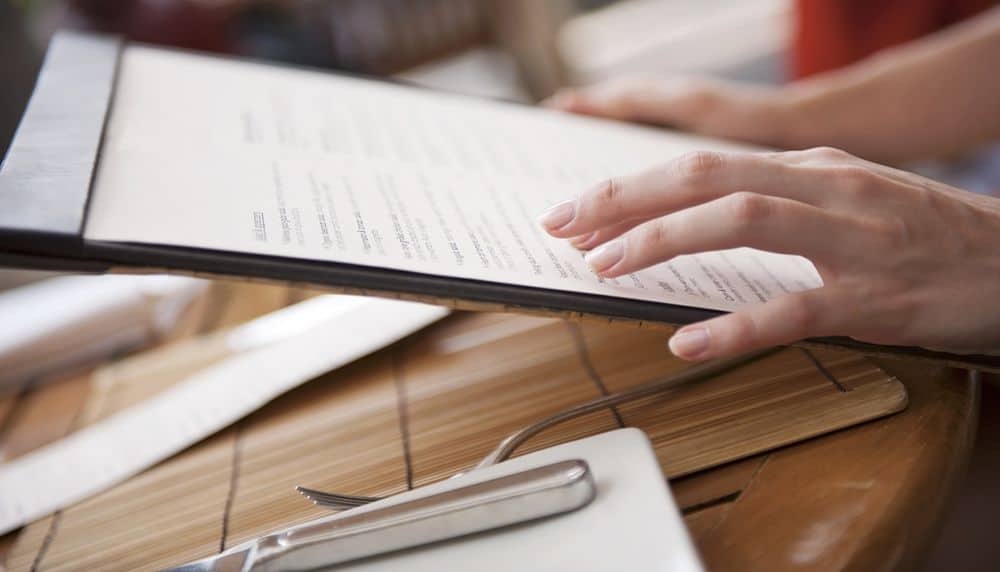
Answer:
71;0;239;53
792;0;998;78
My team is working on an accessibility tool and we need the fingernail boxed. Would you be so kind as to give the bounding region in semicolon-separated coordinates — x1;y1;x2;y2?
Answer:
538;200;576;231
584;240;624;274
569;231;597;249
669;328;710;358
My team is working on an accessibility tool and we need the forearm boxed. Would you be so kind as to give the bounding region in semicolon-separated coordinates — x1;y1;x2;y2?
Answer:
778;7;1000;164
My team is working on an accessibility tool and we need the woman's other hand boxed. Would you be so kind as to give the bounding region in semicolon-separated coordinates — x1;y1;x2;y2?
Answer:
545;77;794;149
545;7;1000;165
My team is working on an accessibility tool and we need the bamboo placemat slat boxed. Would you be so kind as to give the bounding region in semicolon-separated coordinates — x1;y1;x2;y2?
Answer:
7;292;906;571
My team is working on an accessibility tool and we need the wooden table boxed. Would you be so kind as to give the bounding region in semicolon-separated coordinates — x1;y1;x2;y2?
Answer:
0;281;978;571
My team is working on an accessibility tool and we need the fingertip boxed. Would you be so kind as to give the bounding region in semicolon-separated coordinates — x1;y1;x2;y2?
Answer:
668;327;711;360
672;292;829;361
537;200;577;235
583;240;624;276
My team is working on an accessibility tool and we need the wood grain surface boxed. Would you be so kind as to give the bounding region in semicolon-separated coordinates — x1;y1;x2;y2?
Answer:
0;281;976;571
109;266;1000;373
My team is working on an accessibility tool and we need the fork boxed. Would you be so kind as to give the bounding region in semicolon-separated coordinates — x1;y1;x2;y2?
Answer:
296;348;776;511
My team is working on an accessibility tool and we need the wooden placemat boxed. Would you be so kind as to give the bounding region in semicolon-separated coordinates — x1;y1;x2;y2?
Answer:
118;267;1000;373
6;291;906;571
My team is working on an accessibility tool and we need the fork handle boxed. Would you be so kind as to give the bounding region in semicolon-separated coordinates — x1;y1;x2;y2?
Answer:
251;459;596;571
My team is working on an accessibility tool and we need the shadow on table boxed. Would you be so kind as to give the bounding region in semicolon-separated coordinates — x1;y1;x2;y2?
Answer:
923;374;1000;571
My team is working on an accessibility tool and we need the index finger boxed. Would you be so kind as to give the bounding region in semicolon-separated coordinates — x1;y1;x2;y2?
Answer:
538;151;835;239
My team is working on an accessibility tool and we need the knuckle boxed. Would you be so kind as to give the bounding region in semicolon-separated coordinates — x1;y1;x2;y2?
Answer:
806;146;852;162
873;216;912;250
909;184;941;209
673;151;724;184
832;165;875;195
638;220;669;251
725;192;771;226
736;312;761;342
625;221;669;263
593;177;627;208
721;312;763;351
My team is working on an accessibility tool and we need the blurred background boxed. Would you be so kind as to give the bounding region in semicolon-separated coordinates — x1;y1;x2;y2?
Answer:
0;0;799;293
1;0;802;163
6;0;998;187
0;1;998;569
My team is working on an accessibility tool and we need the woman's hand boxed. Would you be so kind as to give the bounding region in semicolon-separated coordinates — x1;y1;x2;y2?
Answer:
546;4;1000;165
538;147;1000;360
546;77;793;149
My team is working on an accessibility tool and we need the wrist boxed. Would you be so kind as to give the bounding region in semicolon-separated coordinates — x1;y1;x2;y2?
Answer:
766;85;826;151
717;84;820;151
768;60;892;155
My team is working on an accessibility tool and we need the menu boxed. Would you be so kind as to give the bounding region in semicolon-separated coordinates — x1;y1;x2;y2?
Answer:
85;45;822;313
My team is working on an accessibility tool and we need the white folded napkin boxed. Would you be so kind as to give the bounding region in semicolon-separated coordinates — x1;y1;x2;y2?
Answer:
0;274;208;390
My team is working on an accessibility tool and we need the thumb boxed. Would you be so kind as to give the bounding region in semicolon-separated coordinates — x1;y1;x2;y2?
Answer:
668;288;845;360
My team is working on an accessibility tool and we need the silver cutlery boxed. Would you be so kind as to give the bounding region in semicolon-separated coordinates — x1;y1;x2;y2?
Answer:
166;459;595;572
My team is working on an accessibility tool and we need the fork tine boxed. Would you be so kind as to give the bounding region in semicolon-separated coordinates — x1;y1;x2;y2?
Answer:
295;486;382;509
296;486;378;503
307;496;367;508
295;486;350;503
307;499;361;509
295;486;340;501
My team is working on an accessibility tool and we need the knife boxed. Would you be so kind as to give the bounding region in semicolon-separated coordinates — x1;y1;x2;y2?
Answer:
166;459;596;571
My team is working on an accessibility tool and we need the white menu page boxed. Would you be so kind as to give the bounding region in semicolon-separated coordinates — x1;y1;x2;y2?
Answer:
85;45;822;313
